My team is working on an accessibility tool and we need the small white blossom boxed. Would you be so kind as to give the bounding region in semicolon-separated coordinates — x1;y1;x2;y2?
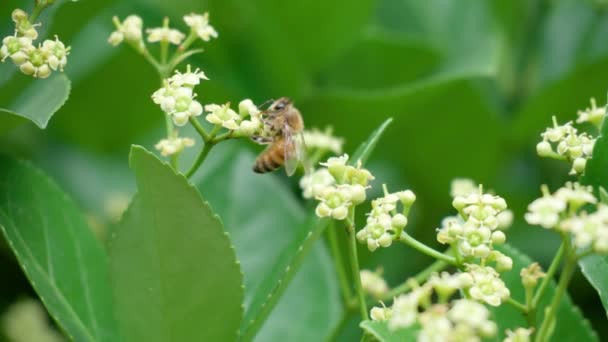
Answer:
109;15;143;46
448;299;497;338
205;103;240;130
465;264;510;306
146;27;185;45
303;128;344;154
155;137;195;157
389;285;432;330
554;182;597;209
41;37;69;71
19;46;51;79
360;270;389;298
169;67;208;87
521;262;545;288
524;194;566;229
12;9;38;40
1;35;33;65
504;328;533;342
299;168;335;199
537;116;596;175
321;154;349;180
183;13;218;41
370;306;392;321
417;305;452;342
428;272;469;301
450;178;478;198
315;186;351;220
577;98;606;128
234;99;262;137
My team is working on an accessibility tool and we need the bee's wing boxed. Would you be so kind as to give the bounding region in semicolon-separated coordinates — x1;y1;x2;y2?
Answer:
283;131;299;176
284;130;310;176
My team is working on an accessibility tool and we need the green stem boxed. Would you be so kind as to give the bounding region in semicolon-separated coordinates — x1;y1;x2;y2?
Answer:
346;216;368;321
381;259;447;301
532;240;566;308
189;117;211;142
185;142;213;178
535;253;577;342
30;2;48;22
167;31;198;68
160;17;170;64
398;233;457;265
506;297;528;313
327;222;353;304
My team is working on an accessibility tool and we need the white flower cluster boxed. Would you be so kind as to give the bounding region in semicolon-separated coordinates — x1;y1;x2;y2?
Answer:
303;128;344;155
155;137;194;157
1;9;70;78
204;99;262;136
438;180;513;269
151;65;207;126
360;270;389;299
526;182;608;253
356;188;416;251
109;13;217;47
577;98;606;129
536;116;596;175
372;277;497;341
312;155;374;220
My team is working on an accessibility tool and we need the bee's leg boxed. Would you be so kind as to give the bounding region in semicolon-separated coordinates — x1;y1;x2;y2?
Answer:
252;136;274;145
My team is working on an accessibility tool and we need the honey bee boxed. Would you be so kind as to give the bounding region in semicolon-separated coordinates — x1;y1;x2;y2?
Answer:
252;97;308;176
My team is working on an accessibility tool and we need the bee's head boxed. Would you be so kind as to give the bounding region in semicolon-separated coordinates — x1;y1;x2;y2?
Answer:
272;97;292;111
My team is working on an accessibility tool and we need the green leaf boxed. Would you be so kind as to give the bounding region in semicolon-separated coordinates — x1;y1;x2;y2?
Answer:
579;255;608;318
577;97;608;320
492;244;598;341
108;146;244;342
582;117;608;191
349;117;393;166
194;144;340;341
360;321;418;342
320;32;441;91
0;74;71;134
0;156;119;342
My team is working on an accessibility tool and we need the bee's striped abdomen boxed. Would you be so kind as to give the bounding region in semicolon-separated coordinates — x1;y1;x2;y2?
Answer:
253;140;285;173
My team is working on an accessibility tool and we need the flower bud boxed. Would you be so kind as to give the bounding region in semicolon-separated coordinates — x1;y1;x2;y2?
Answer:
348;184;367;205
332;206;348;220
108;31;124;46
536;141;553;157
11;9;28;23
370;307;391;321
396;190;416;206
391;213;408;229
520;262;545;288
452;196;466;211
19;61;35;75
573;157;587;174
491;231;506;244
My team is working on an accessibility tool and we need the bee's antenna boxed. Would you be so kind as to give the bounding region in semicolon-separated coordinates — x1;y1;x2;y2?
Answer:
258;99;275;109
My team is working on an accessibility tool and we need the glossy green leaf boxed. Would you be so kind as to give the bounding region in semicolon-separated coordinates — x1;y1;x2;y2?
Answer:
0;156;118;342
579;255;608;318
579;118;608;317
492;245;598;341
350;117;393;166
194;143;340;341
582;117;608;191
360;320;417;342
108;146;244;342
0;74;71;134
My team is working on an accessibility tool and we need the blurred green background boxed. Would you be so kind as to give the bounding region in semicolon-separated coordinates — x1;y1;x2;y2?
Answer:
2;0;608;340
